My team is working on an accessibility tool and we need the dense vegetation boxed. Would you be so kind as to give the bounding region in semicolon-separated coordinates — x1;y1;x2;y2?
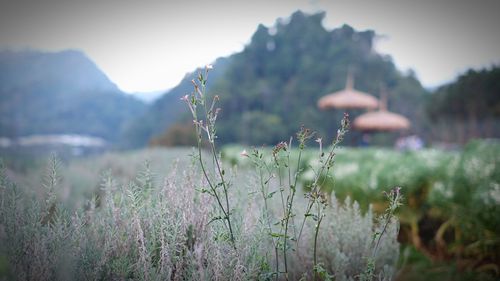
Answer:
2;140;498;280
138;11;428;147
427;66;500;143
224;139;500;280
0;50;145;141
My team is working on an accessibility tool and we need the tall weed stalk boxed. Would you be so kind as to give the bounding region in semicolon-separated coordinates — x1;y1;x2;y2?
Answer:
360;187;403;281
181;65;236;249
247;115;350;280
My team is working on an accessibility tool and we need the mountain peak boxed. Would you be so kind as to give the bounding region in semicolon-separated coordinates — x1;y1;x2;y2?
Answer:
0;49;119;93
0;49;144;140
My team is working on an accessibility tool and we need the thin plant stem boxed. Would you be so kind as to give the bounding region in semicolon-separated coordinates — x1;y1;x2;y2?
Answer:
184;66;237;249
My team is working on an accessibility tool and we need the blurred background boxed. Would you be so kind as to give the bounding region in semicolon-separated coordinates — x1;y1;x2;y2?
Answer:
0;0;499;280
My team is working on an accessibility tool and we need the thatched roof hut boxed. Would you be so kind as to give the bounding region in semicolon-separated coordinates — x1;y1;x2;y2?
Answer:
318;73;379;110
353;111;410;131
353;88;410;131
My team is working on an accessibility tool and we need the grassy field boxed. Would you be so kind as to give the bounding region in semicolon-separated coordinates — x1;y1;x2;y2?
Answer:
1;146;400;281
1;140;498;280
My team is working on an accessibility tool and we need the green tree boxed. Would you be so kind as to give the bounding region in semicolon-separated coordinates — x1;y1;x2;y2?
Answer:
427;66;500;142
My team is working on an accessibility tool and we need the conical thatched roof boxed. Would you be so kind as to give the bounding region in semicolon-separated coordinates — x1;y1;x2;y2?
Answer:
353;110;410;131
352;87;410;131
318;73;379;110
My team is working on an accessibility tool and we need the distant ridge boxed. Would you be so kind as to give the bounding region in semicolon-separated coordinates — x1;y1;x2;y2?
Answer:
0;49;119;92
0;49;145;141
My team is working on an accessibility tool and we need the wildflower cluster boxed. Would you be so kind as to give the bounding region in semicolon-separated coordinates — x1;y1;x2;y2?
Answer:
243;113;352;280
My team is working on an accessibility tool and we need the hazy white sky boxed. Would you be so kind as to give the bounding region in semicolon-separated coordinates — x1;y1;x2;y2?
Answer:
1;0;499;93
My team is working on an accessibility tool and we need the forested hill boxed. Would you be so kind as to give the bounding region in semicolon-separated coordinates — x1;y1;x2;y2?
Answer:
0;50;145;141
129;11;429;147
210;11;428;145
